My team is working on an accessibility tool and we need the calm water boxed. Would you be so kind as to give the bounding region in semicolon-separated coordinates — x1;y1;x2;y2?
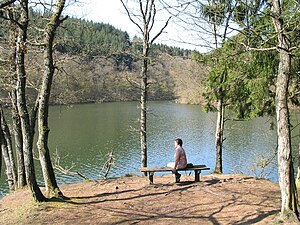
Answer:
1;101;300;197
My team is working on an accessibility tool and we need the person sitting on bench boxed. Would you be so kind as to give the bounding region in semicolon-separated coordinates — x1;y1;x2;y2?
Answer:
167;138;187;183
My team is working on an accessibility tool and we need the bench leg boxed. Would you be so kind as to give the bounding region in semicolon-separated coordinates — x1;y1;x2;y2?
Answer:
148;172;154;184
195;170;201;182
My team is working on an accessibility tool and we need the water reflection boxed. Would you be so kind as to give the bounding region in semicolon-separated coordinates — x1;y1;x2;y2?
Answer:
0;101;299;197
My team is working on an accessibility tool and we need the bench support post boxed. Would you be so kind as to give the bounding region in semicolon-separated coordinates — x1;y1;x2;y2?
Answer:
195;170;200;182
148;172;154;184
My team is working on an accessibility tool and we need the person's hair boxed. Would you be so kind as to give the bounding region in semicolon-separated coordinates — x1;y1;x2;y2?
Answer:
175;138;183;147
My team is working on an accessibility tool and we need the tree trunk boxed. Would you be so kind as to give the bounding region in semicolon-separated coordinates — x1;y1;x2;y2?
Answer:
296;140;300;188
0;111;1;174
0;105;17;190
0;128;15;191
211;1;225;174
140;56;148;171
36;0;66;198
215;99;224;173
10;90;26;188
6;8;26;189
37;48;62;198
275;48;299;218
0;110;15;190
120;0;169;174
140;4;150;172
15;0;46;202
271;0;299;219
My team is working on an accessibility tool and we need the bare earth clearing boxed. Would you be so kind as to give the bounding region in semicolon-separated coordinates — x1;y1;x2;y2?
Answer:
0;173;299;225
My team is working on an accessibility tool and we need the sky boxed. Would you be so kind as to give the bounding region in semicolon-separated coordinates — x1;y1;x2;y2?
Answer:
65;0;209;52
66;0;137;37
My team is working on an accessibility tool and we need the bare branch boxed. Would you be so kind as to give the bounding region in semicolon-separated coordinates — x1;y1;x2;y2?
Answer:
146;0;155;30
101;152;115;179
150;16;171;44
53;149;92;181
240;42;278;52
148;1;155;33
125;75;142;90
55;164;90;180
120;0;143;33
140;0;146;19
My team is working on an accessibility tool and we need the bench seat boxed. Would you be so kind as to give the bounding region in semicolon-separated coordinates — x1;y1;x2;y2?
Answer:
140;164;210;184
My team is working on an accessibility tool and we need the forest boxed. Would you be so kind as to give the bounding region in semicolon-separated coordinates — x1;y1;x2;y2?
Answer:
1;8;202;106
1;0;300;223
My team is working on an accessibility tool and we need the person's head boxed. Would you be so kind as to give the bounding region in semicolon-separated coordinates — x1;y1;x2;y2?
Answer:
175;138;183;147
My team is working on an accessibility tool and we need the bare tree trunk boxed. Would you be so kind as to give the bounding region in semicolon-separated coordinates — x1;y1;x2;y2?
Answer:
211;0;225;174
0;111;1;174
10;90;26;188
0;108;16;190
6;4;26;189
215;99;224;173
297;140;300;188
271;0;299;219
16;0;46;202
36;0;66;198
0;105;17;190
140;48;149;171
0;136;15;190
120;0;170;173
275;48;299;218
138;0;151;172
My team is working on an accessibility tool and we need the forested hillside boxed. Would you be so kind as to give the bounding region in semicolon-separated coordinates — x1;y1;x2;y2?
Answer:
48;52;207;105
54;16;194;58
51;17;204;105
52;16;206;104
0;11;206;105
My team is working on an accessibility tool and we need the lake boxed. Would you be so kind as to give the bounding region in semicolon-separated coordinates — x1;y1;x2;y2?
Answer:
1;101;300;197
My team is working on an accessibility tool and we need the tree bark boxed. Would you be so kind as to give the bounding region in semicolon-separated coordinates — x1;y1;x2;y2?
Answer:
271;0;299;219
297;140;300;188
15;0;46;202
0;109;15;190
0;110;1;174
140;47;149;171
37;0;66;198
10;90;26;188
0;105;17;190
215;99;224;173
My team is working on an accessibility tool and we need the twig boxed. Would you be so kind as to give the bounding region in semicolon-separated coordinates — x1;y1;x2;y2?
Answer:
54;164;90;180
101;152;115;179
53;148;92;181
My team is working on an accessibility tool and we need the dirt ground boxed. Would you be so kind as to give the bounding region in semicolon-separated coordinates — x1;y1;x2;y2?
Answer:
0;173;299;225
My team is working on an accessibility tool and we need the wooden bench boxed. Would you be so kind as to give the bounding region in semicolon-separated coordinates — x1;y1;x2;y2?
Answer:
140;164;210;184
